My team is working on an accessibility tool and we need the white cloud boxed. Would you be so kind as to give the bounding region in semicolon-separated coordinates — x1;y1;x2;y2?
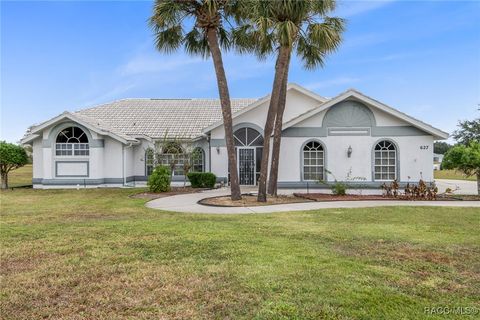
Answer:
305;76;361;90
336;0;396;18
119;52;203;76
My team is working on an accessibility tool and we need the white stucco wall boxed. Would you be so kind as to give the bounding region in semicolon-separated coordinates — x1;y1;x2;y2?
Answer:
277;135;434;183
211;88;321;139
210;146;229;179
32;139;43;179
103;137;124;179
132;139;154;177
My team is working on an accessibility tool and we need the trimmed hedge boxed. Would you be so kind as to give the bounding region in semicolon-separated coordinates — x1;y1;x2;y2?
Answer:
187;172;216;188
148;166;171;192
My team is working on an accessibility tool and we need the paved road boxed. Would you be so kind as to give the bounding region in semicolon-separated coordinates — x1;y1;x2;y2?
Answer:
146;186;480;214
435;179;478;195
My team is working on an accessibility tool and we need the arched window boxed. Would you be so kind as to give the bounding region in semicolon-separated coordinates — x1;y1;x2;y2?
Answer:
374;140;397;181
303;141;324;181
55;126;89;156
191;147;204;173
159;142;185;176
234;127;264;147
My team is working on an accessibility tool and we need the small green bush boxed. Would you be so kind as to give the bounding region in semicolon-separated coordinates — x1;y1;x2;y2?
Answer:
148;166;171;192
331;181;347;195
187;172;216;188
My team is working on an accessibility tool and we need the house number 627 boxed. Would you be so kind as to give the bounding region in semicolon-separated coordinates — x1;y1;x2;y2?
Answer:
420;145;429;150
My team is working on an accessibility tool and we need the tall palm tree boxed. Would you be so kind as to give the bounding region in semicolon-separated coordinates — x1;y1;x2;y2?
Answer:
150;0;243;200
236;0;345;201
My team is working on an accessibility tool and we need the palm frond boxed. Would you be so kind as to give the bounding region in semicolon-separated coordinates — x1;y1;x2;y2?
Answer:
307;17;346;54
184;27;210;58
296;34;326;70
153;25;184;53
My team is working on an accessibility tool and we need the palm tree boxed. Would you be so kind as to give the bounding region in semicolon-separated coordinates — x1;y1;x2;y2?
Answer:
235;0;345;201
150;0;243;200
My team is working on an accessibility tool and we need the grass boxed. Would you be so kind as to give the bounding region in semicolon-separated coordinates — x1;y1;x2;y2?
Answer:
1;188;479;319
434;169;477;181
7;164;32;187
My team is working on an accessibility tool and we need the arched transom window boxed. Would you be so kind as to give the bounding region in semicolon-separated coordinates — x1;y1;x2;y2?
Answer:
158;142;185;176
234;127;264;147
55;126;89;156
303;141;324;181
232;127;264;185
374;140;397;181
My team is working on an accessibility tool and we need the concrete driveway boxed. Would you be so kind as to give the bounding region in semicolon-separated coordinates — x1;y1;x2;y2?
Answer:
146;186;480;214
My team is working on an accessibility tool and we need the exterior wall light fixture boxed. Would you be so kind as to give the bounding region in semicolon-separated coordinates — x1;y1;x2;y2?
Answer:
347;145;352;158
216;146;220;154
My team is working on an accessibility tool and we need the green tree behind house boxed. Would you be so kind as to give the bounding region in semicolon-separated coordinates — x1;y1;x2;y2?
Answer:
0;141;29;189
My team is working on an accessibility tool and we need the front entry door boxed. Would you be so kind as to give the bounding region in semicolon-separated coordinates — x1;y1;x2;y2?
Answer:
238;148;255;185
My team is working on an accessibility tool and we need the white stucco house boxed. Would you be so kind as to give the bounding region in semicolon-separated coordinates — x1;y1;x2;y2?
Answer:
21;83;448;189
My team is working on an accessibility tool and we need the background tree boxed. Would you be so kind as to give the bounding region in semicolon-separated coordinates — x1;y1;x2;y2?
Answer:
0;141;29;189
150;0;243;200
433;141;452;154
442;141;480;194
235;0;345;200
452;116;480;146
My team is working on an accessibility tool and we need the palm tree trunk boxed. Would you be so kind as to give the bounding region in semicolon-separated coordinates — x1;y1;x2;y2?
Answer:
268;50;291;196
257;46;291;202
205;28;242;200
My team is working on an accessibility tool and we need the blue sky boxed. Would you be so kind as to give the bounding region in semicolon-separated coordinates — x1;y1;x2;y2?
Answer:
1;0;479;143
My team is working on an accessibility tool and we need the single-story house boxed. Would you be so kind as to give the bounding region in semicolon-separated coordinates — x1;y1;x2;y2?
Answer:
21;83;448;189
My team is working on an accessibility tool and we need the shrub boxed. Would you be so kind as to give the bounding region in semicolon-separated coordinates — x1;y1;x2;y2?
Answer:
187;172;216;188
148;166;171;193
0;141;29;189
331;181;347;195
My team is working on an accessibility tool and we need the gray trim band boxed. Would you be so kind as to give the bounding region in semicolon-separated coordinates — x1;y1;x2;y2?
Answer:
282;125;431;137
33;176;138;185
282;127;327;137
371;126;429;136
277;181;428;189
33;175;228;185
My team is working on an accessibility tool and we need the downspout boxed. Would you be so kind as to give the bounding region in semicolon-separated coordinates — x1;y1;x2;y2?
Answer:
122;144;125;186
208;134;212;172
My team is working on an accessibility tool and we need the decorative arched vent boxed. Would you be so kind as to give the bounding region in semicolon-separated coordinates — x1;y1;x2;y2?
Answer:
323;101;375;128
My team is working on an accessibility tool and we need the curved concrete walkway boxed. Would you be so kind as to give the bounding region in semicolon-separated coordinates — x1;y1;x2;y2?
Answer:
146;188;480;214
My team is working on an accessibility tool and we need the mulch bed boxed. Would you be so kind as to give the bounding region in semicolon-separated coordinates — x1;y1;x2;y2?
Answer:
294;193;398;202
199;194;312;207
295;193;480;202
130;187;210;200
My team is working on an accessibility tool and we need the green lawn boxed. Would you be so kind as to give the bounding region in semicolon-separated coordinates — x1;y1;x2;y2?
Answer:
7;164;32;187
434;169;477;181
1;188;479;319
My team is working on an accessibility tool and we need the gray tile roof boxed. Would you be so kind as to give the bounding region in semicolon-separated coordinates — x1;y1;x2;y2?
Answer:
75;98;257;139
